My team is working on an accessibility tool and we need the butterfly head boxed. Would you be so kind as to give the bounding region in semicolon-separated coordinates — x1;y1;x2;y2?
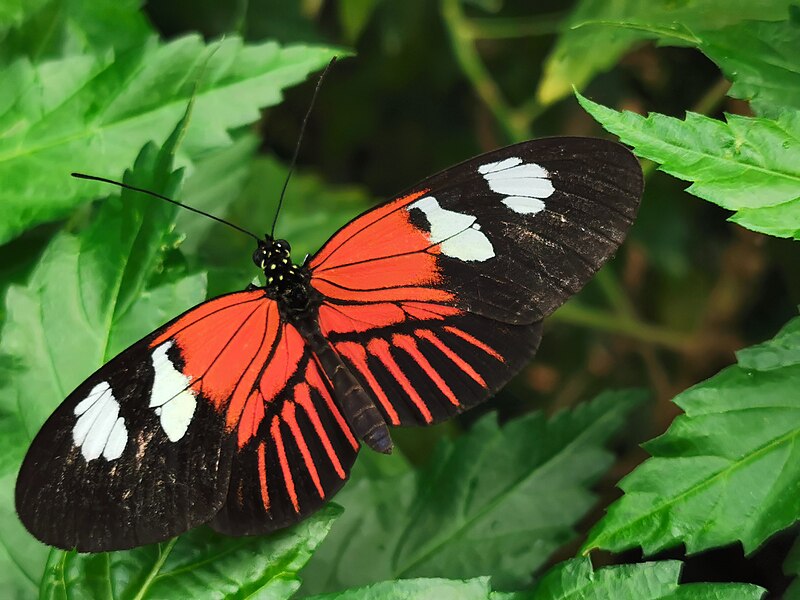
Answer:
253;237;304;293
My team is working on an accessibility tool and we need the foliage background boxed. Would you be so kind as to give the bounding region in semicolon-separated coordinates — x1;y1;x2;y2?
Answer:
0;0;798;598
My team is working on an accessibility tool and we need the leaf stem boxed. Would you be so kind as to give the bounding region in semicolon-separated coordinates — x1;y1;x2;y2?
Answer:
132;538;178;600
440;0;528;142
552;302;689;351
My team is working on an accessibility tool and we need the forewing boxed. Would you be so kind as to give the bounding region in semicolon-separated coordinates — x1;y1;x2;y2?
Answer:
309;137;643;324
15;290;275;551
212;327;360;536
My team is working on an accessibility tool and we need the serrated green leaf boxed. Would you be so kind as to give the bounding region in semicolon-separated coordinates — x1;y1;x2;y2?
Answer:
0;107;205;596
583;313;800;556
301;390;644;594
0;0;151;62
537;0;793;106
40;505;341;600
308;576;497;600
0;35;339;243
576;93;800;240
696;18;800;118
736;315;800;370
530;557;764;599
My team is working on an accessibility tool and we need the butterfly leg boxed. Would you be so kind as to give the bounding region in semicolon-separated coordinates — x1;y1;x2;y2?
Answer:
294;317;393;454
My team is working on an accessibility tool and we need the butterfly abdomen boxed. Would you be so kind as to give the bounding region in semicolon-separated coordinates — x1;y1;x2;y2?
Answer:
293;316;393;454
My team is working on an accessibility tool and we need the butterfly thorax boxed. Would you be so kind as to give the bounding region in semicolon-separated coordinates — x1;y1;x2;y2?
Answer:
253;237;317;317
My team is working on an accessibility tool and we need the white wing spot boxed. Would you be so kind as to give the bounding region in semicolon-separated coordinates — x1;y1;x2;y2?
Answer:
409;196;494;261
150;341;197;442
479;156;554;215
73;381;127;461
502;196;546;215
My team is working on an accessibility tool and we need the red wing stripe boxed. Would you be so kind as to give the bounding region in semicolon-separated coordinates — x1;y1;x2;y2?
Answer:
271;416;299;513
237;390;265;447
257;442;270;511
392;334;460;407
282;401;325;499
307;360;359;450
335;342;400;425
294;383;346;479
367;338;433;423
415;329;487;388
227;302;279;427
444;326;504;362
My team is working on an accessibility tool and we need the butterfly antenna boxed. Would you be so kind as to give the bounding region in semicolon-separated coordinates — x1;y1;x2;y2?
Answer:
270;56;338;238
71;172;261;242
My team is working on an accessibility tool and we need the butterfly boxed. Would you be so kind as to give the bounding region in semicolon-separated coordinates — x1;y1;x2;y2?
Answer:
16;137;643;552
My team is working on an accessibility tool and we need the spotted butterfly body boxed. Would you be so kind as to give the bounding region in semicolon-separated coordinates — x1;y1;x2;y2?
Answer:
16;137;643;551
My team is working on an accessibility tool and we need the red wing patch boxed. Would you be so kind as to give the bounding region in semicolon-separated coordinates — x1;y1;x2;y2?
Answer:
308;189;456;306
210;354;360;536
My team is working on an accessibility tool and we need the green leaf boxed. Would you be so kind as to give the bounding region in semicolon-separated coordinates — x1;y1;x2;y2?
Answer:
576;93;800;240
0;0;151;61
583;313;800;556
784;535;800;599
538;0;793;106
530;557;765;599
301;390;644;594
0;107;204;596
309;558;764;599
0;35;339;243
736;315;800;370
308;576;500;600
177;132;260;255
696;18;800;118
39;505;340;600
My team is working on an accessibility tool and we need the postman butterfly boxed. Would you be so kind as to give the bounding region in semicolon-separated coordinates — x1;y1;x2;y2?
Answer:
16;136;643;552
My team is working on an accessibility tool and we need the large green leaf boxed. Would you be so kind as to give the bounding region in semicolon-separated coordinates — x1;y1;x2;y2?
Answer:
0;0;151;61
584;314;800;556
696;17;800;118
537;0;793;106
301;390;643;594
308;576;514;600
40;506;341;600
529;557;764;599
0;35;338;243
576;93;800;240
309;558;764;599
0;109;204;597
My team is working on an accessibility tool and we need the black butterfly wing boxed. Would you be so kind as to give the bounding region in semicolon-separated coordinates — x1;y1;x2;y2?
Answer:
16;290;277;551
307;137;642;425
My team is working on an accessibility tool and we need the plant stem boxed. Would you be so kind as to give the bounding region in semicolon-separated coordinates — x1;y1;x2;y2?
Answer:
553;302;689;351
440;0;528;142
